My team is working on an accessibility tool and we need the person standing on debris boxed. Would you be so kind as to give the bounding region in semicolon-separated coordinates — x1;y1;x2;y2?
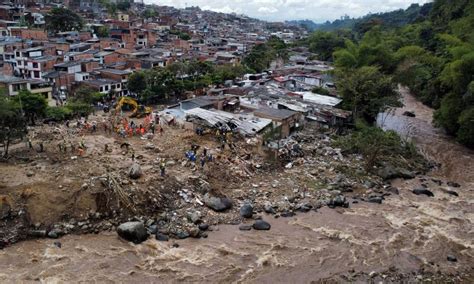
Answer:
191;143;199;153
226;131;233;149
65;120;70;128
79;137;86;150
104;143;109;153
131;148;135;161
200;154;206;168
160;160;166;177
151;122;155;134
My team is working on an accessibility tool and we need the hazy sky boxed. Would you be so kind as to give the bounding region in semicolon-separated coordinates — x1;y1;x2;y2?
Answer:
144;0;431;22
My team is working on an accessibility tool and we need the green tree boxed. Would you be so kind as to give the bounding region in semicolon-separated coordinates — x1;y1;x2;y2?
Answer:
66;101;93;118
143;8;156;18
434;92;464;135
97;26;109;38
243;36;288;72
117;0;131;11
45;7;83;33
307;31;346;61
311;86;331;96
456;107;474;147
0;95;27;157
336;122;420;172
336;66;401;123
128;72;147;95
73;86;99;104
179;32;191;40
12;90;47;125
45;106;72;121
334;27;396;73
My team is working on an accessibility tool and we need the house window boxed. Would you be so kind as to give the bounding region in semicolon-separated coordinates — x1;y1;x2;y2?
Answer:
104;85;109;91
16;52;20;57
33;71;40;78
100;86;104;92
111;84;116;90
33;62;39;68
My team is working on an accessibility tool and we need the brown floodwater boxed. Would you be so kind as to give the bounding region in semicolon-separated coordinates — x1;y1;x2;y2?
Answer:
0;87;473;282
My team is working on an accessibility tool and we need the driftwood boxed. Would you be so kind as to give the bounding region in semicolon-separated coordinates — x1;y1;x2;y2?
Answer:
98;174;139;214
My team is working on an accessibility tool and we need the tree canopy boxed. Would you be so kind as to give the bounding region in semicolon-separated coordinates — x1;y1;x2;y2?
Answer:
0;94;27;157
12;90;47;125
242;36;288;73
45;8;83;33
307;0;474;148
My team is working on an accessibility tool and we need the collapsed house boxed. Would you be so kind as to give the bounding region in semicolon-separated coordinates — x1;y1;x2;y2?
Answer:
184;108;273;137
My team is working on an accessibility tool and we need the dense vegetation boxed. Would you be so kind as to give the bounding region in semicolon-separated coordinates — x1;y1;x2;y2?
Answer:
45;7;83;33
0;91;26;157
289;3;432;32
307;0;474;148
242;36;288;72
128;61;248;103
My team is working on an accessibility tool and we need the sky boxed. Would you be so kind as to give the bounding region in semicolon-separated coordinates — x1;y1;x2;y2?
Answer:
144;0;432;23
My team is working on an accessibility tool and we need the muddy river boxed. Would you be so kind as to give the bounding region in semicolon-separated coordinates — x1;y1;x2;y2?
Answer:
0;87;472;282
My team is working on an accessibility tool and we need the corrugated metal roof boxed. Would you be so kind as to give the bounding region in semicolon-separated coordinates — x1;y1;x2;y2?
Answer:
184;108;272;136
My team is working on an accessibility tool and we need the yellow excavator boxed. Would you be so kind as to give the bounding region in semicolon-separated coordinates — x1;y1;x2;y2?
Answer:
115;97;152;118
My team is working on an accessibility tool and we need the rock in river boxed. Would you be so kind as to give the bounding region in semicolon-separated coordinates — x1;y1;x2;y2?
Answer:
155;233;169;242
328;195;349;208
253;220;271;230
447;181;461;188
377;165;415;180
203;194;232;212
412;188;434;197
447;255;457;262
368;196;383;204
239;204;253;218
239;224;252;231
117;222;148;244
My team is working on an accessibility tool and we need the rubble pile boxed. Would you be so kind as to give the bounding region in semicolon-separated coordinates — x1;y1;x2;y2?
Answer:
0;118;427;245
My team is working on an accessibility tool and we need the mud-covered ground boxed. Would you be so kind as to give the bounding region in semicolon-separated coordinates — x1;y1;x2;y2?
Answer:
0;89;473;282
0;111;391;247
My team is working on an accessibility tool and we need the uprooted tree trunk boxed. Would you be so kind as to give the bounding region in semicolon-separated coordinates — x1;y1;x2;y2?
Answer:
99;174;139;214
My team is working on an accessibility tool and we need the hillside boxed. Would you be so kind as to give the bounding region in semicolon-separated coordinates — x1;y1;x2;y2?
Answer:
288;3;433;32
302;0;474;147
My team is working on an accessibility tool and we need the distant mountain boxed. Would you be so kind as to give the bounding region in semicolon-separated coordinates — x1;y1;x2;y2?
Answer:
287;2;433;32
285;19;321;31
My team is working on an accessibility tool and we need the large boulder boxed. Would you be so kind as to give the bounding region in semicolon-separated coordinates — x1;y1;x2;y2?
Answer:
128;163;143;179
377;165;415;180
253;220;271;230
412;188;434;197
328;195;349;208
203;194;232;212
117;222;148;244
239;204;253;218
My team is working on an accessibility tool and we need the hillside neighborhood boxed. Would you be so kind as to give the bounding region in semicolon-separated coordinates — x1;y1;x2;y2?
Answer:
0;1;472;283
